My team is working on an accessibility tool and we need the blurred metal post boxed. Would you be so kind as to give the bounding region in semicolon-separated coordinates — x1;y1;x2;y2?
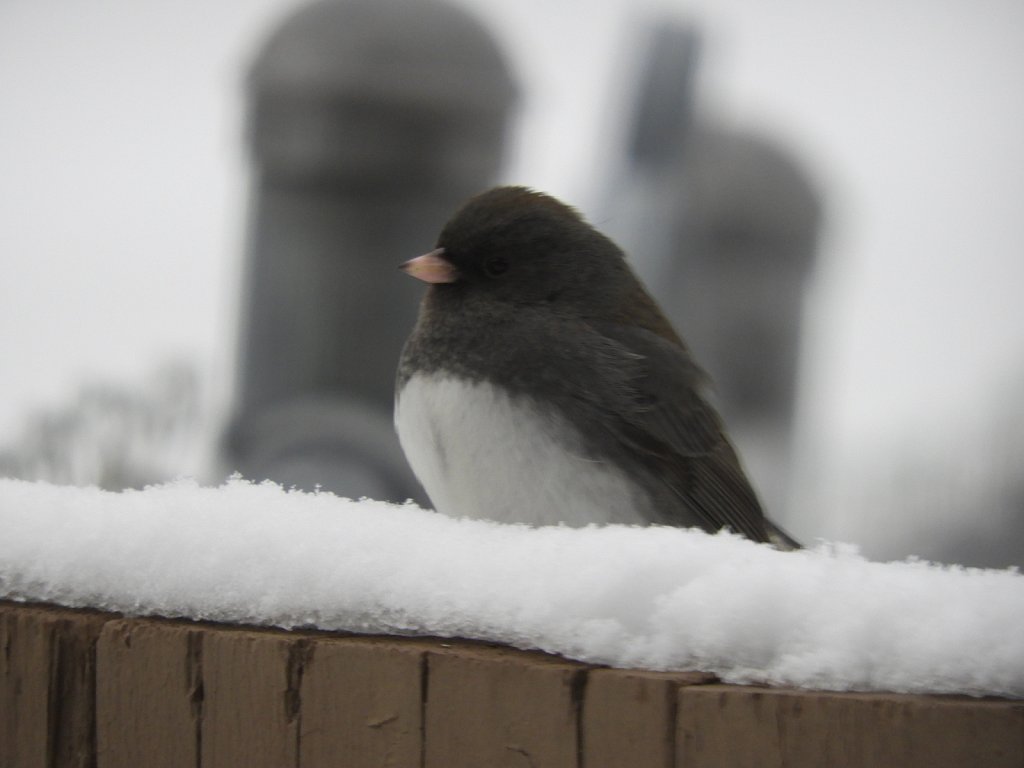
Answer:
224;0;517;500
603;18;822;521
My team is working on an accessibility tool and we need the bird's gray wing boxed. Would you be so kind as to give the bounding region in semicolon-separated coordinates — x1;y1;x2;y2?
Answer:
584;321;775;544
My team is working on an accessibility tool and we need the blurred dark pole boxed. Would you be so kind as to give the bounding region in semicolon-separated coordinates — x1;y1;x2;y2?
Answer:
604;18;822;521
224;0;517;500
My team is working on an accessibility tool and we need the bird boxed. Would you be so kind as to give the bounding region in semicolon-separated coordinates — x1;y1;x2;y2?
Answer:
395;186;798;548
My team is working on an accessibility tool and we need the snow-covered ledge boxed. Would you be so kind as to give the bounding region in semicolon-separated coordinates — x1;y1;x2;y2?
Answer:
3;477;1022;697
1;478;1023;766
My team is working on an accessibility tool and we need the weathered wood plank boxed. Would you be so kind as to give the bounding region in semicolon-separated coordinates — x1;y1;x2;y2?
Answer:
95;618;202;768
300;636;425;767
201;628;300;768
424;644;585;768
583;669;715;768
0;603;107;768
677;685;1024;768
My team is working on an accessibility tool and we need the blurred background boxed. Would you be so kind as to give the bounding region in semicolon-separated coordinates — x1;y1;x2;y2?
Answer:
1;0;1022;568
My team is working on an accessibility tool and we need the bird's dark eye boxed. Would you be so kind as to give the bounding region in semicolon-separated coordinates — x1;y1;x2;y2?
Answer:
482;255;510;277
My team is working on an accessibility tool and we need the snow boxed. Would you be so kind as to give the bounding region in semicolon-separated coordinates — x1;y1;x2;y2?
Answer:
1;476;1021;698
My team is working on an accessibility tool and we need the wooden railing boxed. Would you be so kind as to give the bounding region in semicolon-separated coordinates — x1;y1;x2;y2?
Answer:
1;600;1021;767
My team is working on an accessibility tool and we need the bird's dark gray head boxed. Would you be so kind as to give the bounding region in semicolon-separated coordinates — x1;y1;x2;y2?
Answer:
428;186;630;309
400;186;684;346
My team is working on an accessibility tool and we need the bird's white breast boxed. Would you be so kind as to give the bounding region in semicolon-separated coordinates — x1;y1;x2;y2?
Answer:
395;373;650;526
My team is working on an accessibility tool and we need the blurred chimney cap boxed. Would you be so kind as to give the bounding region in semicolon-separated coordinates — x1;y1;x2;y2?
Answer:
687;128;823;261
249;0;517;113
246;0;517;184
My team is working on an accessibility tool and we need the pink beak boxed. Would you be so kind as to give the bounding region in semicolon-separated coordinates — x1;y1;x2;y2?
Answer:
399;248;459;284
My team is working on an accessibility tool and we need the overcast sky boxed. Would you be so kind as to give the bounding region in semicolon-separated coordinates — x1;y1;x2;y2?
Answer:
1;0;1022;546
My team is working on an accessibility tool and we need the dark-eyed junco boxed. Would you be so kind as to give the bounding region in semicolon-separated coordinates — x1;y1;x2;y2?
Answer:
395;186;797;548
